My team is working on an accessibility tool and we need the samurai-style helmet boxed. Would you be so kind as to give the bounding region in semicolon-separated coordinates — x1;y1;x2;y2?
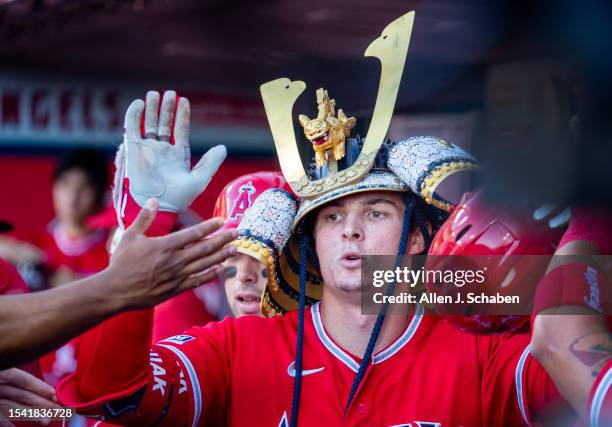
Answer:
234;11;479;317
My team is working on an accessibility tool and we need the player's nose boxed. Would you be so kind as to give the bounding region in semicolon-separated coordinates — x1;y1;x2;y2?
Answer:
342;214;363;241
236;268;257;284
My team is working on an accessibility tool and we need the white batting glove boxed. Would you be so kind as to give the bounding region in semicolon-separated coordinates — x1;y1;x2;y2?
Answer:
112;90;226;248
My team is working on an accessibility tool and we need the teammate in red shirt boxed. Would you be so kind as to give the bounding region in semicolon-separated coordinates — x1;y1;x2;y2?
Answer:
57;12;580;426
213;171;290;317
0;150;110;289
44;149;111;283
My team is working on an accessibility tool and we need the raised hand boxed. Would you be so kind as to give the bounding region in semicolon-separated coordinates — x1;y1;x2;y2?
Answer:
113;90;227;242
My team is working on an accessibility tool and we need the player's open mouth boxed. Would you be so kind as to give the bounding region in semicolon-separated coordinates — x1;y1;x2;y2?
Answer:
340;252;361;269
312;132;329;146
236;294;261;304
235;291;262;314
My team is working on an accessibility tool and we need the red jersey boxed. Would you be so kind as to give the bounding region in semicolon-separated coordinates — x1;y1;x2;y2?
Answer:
0;259;42;378
39;221;109;385
152;282;225;342
57;302;574;427
43;221;110;277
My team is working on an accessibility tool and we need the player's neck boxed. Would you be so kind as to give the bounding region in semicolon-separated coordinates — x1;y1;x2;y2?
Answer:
319;291;412;358
60;221;89;239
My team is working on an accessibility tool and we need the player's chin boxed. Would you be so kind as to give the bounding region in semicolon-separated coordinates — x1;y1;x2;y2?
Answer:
334;275;363;294
233;301;262;317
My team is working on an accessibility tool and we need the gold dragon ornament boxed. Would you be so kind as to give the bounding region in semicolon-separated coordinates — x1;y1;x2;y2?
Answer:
260;11;415;198
298;88;356;171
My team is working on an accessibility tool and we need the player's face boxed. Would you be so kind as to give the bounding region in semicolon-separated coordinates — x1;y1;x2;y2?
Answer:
52;168;98;229
313;191;407;294
223;253;268;317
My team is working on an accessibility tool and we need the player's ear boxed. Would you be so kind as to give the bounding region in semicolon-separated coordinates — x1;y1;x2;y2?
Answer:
407;221;431;254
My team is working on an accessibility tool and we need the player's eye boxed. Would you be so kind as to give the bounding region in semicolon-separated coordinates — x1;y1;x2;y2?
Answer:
224;266;237;278
369;210;385;219
261;268;268;279
326;213;342;222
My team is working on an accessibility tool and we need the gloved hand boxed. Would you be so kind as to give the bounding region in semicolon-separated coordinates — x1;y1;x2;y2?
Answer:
112;90;226;248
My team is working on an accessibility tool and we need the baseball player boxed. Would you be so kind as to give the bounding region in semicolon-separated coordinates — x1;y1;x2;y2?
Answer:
212;171;290;317
56;12;582;427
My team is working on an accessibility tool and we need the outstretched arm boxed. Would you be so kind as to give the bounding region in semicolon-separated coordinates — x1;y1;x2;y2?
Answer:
57;90;236;426
531;208;612;424
0;202;236;369
2;89;231;370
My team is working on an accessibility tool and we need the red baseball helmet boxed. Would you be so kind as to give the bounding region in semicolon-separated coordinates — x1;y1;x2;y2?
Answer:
425;189;566;334
213;171;290;230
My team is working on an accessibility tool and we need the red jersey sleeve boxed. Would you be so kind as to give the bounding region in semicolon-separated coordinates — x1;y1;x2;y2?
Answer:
479;332;575;426
152;289;217;342
153;320;233;427
56;309;233;427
